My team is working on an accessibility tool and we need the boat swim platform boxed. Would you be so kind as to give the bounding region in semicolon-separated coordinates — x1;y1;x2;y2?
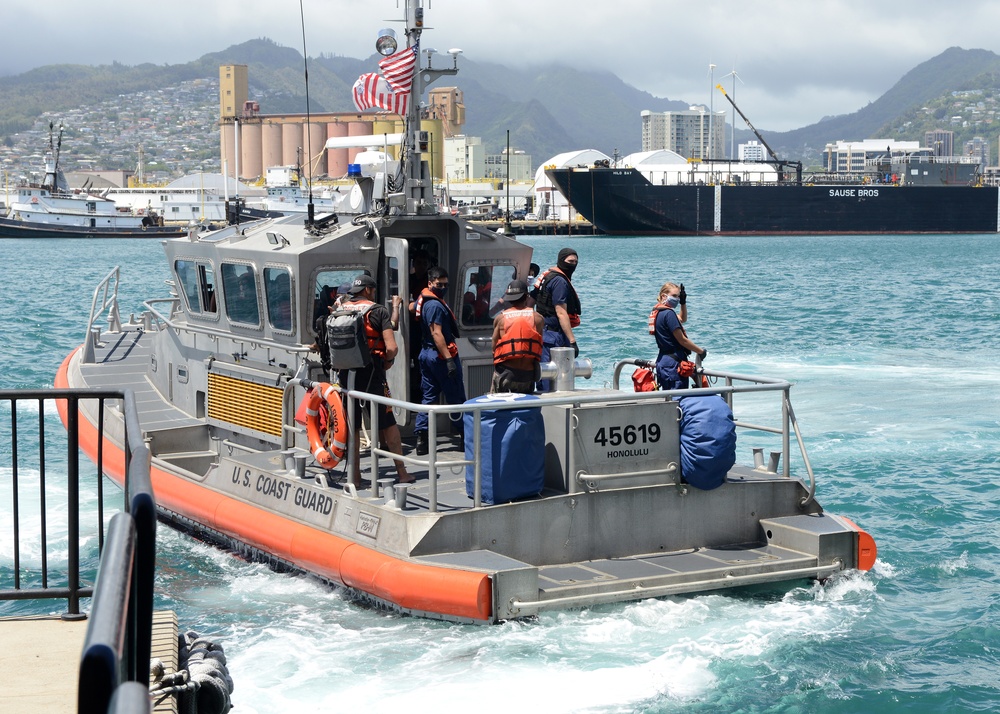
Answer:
0;610;178;713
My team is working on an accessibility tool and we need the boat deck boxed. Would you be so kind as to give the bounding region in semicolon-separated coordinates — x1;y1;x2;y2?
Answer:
79;329;204;434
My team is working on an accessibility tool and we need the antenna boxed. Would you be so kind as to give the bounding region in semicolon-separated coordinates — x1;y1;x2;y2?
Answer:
708;63;716;161
299;0;315;224
721;64;744;160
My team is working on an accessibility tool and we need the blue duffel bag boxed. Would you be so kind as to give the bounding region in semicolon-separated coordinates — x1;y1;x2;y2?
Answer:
677;395;737;490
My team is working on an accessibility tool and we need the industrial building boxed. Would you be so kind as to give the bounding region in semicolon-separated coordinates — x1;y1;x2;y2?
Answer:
217;65;462;182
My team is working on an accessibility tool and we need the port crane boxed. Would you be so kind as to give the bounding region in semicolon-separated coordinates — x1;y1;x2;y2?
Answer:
715;84;802;184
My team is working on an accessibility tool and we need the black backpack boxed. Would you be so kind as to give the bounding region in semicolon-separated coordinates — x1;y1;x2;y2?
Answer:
325;304;375;370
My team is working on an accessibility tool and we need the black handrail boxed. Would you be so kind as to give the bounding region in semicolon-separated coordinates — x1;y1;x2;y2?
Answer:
0;387;156;713
107;682;152;713
78;512;136;714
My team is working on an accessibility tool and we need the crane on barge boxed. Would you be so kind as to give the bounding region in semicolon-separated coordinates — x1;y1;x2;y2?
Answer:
715;83;803;184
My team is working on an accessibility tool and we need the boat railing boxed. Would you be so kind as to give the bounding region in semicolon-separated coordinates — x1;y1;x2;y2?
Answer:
82;267;123;364
0;387;156;712
290;357;817;511
141;296;314;356
613;358;816;506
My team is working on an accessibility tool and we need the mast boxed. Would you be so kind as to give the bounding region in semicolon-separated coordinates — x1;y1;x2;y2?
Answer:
396;0;458;213
42;122;63;192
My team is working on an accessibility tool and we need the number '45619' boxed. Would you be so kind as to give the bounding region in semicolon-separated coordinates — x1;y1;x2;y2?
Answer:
593;423;660;446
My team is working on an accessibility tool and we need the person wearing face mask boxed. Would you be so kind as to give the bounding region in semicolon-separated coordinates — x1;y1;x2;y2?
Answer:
650;282;706;391
524;262;540;308
413;266;467;455
533;248;582;391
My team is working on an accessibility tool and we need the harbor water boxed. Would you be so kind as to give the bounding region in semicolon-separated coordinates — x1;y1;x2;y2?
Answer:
1;233;998;712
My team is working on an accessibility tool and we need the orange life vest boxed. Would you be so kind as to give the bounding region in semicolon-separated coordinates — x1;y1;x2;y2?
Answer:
338;298;386;357
648;304;671;334
414;287;459;334
494;308;543;364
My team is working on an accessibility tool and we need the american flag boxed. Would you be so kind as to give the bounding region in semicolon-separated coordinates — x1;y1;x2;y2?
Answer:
378;46;418;94
352;73;409;115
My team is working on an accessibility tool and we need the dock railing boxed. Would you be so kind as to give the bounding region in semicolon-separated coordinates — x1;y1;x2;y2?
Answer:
0;387;156;713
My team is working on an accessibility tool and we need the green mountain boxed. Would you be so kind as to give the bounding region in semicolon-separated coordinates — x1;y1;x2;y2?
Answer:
2;40;1000;166
760;47;1000;165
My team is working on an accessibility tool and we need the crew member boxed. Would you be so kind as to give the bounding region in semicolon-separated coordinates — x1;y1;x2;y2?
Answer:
408;249;433;402
534;248;581;391
338;275;412;486
413;267;467;455
310;283;353;369
491;279;544;394
524;263;540;308
651;282;706;391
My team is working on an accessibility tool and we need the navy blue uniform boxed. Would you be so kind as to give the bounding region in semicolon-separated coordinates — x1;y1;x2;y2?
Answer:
534;269;579;391
415;297;467;434
654;307;690;391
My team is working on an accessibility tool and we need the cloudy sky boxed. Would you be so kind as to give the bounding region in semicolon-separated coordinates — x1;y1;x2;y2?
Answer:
6;0;1000;131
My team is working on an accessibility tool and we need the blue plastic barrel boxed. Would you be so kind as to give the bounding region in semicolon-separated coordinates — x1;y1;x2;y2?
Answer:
463;394;544;504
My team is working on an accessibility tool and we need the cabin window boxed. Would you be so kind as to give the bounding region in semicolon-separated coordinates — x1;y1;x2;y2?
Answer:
459;264;516;327
175;260;200;313
264;266;293;332
221;263;260;326
312;268;367;333
174;259;217;315
199;264;217;314
387;257;400;306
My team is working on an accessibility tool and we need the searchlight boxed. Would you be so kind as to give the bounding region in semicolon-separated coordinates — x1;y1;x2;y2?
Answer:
375;28;398;56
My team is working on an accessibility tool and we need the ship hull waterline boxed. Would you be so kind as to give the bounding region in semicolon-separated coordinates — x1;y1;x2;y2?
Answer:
0;216;187;239
546;167;1000;236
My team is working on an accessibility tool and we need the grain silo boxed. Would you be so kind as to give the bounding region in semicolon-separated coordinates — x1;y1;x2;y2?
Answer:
262;121;283;173
347;121;375;163
306;122;327;179
326;122;349;177
240;122;263;179
282;123;303;168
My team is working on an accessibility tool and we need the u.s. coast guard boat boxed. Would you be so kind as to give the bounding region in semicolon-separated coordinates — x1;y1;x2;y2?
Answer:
56;0;874;623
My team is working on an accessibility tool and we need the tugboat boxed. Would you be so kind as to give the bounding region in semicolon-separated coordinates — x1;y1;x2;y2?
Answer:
56;0;874;623
0;124;186;239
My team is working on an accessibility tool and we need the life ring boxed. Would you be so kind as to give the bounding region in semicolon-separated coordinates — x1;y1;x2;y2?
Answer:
31;196;39;204
304;382;348;468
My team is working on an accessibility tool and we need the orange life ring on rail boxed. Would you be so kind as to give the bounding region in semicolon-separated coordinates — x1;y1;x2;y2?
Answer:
304;382;348;468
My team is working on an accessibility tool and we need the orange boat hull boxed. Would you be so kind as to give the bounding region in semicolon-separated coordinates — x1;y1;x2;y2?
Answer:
56;349;493;622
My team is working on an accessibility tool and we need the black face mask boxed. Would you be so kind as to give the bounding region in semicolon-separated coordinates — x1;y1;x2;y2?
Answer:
431;285;447;298
558;260;577;279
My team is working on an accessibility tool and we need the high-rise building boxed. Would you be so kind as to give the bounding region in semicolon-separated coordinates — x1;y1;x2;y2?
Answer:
924;129;954;157
739;140;766;162
964;136;989;166
641;108;726;160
